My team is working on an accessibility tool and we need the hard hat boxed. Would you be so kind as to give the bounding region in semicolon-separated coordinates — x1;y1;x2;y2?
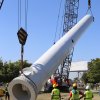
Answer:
53;84;58;88
86;85;90;90
73;83;77;87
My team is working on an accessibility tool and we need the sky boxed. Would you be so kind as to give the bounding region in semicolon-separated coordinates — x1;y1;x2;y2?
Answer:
0;0;100;79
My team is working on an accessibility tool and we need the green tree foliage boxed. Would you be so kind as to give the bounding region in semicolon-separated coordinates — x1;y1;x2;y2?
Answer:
81;72;88;84
73;77;79;82
0;58;3;75
82;58;100;83
0;58;32;83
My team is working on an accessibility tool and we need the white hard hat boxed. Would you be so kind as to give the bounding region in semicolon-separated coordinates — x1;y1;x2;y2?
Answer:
86;85;90;90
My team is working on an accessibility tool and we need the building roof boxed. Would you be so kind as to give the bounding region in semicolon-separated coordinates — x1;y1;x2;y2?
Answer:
69;61;88;72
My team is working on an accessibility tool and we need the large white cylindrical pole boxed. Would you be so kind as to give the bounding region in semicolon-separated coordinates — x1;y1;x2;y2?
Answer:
8;15;93;100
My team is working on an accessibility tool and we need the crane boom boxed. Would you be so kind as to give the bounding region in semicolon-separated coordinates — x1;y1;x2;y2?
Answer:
54;0;79;87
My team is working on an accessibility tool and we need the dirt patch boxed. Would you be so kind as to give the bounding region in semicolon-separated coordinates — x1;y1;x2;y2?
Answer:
37;93;100;100
1;92;100;100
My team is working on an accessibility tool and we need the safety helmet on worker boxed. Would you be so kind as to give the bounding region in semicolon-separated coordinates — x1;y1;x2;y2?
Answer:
72;83;77;90
53;84;58;88
73;83;77;87
86;85;90;90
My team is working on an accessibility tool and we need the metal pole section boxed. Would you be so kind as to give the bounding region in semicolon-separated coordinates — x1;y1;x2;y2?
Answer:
8;15;93;100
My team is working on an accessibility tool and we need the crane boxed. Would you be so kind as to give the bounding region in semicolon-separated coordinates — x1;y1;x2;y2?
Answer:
61;0;79;83
8;14;93;100
60;0;93;84
53;0;79;90
52;0;93;91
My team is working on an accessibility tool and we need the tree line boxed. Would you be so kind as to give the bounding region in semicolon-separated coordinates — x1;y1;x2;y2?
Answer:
0;57;100;84
81;58;100;84
0;58;32;83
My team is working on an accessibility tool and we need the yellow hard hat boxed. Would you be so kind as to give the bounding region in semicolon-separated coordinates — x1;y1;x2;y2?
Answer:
73;83;77;87
53;84;58;88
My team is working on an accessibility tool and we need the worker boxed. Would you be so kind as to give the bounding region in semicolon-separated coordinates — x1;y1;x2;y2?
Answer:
51;84;61;100
0;87;5;100
52;77;58;85
67;83;84;100
5;83;10;100
84;85;93;100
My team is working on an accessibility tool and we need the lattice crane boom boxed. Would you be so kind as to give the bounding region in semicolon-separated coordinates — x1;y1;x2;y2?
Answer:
55;0;79;84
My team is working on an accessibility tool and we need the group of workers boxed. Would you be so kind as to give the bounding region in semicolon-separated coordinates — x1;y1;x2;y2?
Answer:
0;83;10;100
51;83;93;100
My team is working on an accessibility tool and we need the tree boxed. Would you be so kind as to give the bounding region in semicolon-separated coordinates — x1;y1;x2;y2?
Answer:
0;59;32;83
82;58;100;83
81;72;88;84
87;58;100;83
0;58;3;70
73;77;79;82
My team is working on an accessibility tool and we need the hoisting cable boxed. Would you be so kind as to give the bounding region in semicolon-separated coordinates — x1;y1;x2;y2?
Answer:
18;0;21;29
25;0;28;31
86;0;94;21
59;14;64;39
18;0;36;88
18;0;28;74
53;0;62;44
61;4;66;37
18;0;28;30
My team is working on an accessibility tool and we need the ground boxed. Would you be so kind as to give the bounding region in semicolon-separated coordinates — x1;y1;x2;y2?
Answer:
1;92;100;100
36;93;100;100
1;85;100;100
